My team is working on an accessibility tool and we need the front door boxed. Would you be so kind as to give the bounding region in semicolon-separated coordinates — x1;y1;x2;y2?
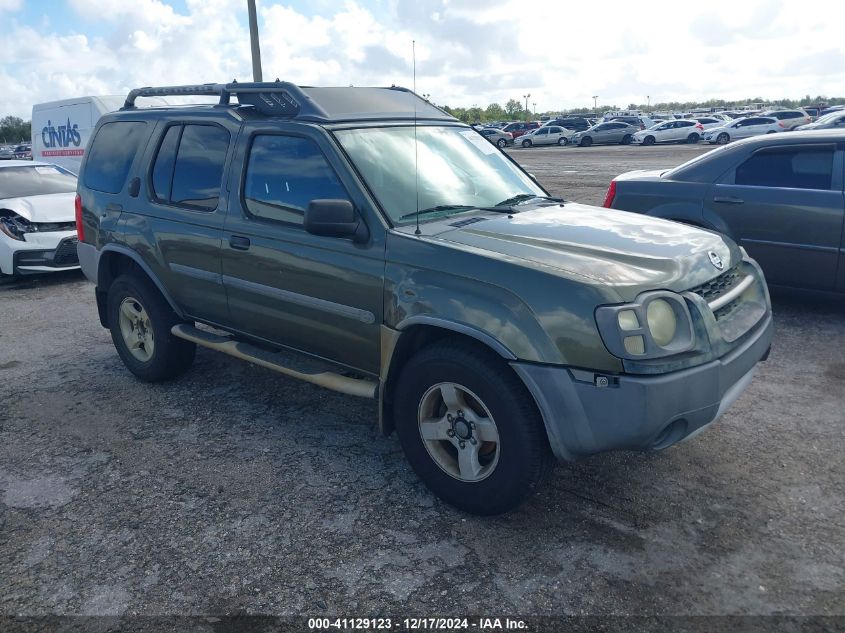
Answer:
707;143;844;290
220;124;384;375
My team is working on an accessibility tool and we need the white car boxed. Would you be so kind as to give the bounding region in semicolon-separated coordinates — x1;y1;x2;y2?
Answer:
518;125;572;147
632;119;705;145
0;161;79;279
761;109;812;131
702;116;781;144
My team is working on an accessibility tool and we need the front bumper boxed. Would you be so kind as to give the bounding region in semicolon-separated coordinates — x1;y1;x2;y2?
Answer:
1;230;80;276
511;313;773;461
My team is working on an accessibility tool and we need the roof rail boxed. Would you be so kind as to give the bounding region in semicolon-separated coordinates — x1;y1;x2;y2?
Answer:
123;80;310;117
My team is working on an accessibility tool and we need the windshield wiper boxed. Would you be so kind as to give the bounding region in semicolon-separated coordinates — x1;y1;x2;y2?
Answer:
398;205;476;221
493;194;565;207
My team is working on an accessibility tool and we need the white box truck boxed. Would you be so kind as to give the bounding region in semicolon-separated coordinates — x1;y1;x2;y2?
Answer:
31;96;168;174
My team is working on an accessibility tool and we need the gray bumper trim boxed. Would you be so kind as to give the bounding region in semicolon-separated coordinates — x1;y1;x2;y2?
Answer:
512;313;773;461
77;241;99;283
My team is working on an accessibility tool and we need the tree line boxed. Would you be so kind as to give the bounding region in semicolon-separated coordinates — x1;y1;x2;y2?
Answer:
0;116;31;144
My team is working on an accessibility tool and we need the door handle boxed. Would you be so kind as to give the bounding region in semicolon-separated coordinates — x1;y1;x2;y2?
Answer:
229;235;251;250
713;196;744;204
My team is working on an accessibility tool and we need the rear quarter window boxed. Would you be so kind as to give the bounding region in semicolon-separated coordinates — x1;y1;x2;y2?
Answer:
84;121;148;194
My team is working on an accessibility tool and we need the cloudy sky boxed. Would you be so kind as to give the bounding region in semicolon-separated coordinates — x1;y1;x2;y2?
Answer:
1;0;843;119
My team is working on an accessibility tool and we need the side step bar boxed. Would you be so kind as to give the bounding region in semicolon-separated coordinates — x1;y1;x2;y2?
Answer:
171;324;377;399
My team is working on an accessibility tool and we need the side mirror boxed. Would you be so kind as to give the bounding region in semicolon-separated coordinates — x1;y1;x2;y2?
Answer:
304;199;368;243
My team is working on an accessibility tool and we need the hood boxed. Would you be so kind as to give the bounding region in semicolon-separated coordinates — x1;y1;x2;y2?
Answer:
0;192;77;223
436;204;738;294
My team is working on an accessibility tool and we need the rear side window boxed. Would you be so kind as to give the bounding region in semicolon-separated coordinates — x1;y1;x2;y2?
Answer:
151;124;230;210
84;121;147;194
243;135;349;226
735;147;834;190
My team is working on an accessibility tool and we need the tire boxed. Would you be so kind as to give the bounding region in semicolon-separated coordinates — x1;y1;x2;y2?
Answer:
716;133;730;145
107;273;196;382
642;135;655;146
579;136;592;147
522;139;532;148
393;340;553;515
687;133;700;143
557;136;568;146
496;138;507;148
766;130;777;134
621;134;633;145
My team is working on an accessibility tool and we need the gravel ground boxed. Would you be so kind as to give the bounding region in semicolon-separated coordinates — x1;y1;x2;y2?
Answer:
1;145;843;629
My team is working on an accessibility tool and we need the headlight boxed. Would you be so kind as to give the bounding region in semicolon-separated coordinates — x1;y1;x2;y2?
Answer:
595;291;694;360
0;213;31;241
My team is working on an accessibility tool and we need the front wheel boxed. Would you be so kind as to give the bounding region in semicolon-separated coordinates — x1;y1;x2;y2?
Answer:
393;341;553;515
522;139;532;148
642;135;655;146
716;133;730;145
579;136;592;147
107;273;196;382
558;136;568;146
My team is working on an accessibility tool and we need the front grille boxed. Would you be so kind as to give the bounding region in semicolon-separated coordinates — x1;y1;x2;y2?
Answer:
53;238;79;266
689;265;742;303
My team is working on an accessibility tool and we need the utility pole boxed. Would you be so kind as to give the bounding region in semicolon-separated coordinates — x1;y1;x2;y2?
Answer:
533;102;536;115
524;93;531;120
647;95;650;109
592;95;598;111
247;0;263;82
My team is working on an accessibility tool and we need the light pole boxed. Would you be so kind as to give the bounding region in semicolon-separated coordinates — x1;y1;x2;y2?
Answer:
524;93;531;121
647;95;650;109
533;102;536;116
247;0;263;82
592;95;598;111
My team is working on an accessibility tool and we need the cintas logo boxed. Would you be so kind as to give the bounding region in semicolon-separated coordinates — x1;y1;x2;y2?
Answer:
41;118;82;148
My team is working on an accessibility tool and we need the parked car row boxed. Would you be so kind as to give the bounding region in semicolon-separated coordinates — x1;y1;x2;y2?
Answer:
0;144;32;160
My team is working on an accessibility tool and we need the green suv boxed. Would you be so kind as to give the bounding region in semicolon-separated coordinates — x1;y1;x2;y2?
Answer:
75;82;773;514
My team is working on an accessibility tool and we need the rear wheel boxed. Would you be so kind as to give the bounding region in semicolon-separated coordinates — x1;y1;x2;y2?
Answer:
687;133;700;143
393;341;553;515
642;135;655;146
717;133;730;145
557;136;568;146
579;136;593;147
621;134;633;145
496;138;507;148
107;273;196;382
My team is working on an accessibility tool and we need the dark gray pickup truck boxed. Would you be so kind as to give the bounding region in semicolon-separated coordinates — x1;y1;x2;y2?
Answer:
75;82;773;514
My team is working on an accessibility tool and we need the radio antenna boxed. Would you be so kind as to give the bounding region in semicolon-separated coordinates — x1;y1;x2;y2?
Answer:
413;40;421;236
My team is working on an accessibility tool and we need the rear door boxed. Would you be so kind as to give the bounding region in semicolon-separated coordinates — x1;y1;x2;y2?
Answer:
532;128;549;145
707;143;844;290
220;123;384;374
131;119;235;324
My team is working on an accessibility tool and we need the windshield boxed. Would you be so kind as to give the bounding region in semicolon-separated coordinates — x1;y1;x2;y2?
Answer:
0;164;77;200
814;111;843;124
335;126;544;225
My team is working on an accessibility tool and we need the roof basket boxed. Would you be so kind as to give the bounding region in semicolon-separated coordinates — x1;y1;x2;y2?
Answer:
122;80;308;116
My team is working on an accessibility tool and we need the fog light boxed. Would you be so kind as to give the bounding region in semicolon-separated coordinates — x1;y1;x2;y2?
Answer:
624;336;645;355
647;299;677;347
617;309;639;331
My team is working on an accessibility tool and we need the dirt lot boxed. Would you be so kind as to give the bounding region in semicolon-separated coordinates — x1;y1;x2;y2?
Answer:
1;145;843;628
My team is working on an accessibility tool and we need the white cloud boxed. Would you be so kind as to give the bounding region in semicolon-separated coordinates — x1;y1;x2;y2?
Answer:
0;0;844;120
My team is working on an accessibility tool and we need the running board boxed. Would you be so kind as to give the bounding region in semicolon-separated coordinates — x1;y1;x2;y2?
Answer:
171;324;377;399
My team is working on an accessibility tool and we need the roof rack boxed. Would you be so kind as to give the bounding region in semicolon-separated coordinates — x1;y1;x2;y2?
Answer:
123;80;312;117
122;81;455;123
